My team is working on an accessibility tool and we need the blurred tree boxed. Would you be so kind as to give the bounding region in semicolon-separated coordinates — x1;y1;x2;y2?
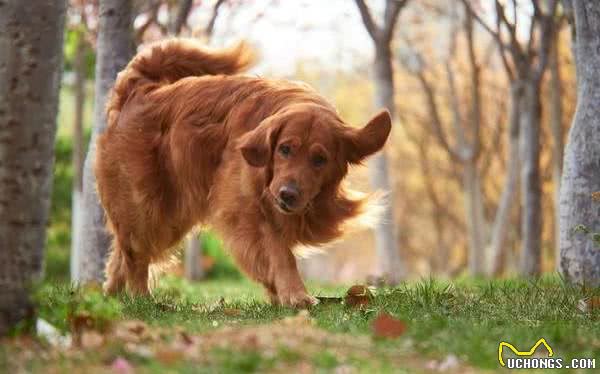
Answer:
463;0;559;276
170;0;193;35
560;0;600;285
69;1;91;281
354;0;409;283
549;19;565;269
74;0;133;284
401;2;487;275
0;0;67;334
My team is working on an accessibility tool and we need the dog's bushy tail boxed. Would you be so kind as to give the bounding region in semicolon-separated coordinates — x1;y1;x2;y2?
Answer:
107;38;255;126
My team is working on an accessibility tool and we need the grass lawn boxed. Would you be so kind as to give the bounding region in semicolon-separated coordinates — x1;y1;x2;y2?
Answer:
2;275;600;373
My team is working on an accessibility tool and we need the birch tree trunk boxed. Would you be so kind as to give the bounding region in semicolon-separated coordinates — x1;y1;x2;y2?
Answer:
370;46;404;283
74;0;133;284
71;30;87;280
549;37;564;270
464;158;486;275
489;84;522;275
185;235;204;280
560;0;600;285
519;81;543;276
354;0;407;283
0;0;66;334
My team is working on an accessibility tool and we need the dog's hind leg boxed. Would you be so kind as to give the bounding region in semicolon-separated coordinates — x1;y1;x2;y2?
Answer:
103;239;127;295
103;233;150;296
122;239;151;296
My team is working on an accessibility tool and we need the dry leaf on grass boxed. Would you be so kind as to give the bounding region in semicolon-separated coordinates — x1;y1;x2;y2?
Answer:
345;285;373;308
372;312;406;339
223;308;242;317
80;330;104;349
577;296;600;313
113;320;153;343
155;348;184;365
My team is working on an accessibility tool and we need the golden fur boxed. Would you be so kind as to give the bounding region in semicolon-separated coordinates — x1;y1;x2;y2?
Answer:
96;38;392;307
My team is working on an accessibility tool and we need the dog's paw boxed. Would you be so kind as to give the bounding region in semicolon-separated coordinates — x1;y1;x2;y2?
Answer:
275;289;319;309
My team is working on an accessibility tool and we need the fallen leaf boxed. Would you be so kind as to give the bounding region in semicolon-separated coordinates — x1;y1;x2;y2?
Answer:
123;320;147;335
81;330;104;349
69;312;95;334
178;330;194;345
592;191;600;202
155;348;184;365
578;296;600;313
114;320;151;343
372;312;406;339
111;356;134;374
345;285;373;308
223;308;242;317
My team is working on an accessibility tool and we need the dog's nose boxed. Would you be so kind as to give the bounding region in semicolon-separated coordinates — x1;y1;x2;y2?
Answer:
279;185;299;206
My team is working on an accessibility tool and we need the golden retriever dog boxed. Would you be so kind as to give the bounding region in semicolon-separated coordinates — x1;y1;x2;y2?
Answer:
96;39;391;307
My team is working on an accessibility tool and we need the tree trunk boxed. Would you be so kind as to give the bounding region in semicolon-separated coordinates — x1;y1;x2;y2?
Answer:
170;0;193;35
549;38;564;270
0;0;66;335
185;235;205;280
560;0;600;285
464;157;486;275
71;30;86;280
489;84;522;275
371;45;404;283
519;80;543;276
74;0;133;284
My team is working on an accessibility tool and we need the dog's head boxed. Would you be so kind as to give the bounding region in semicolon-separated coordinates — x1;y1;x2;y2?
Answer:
238;103;391;215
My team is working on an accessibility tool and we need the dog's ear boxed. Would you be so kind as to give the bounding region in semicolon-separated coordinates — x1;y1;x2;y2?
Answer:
238;117;282;167
344;110;392;164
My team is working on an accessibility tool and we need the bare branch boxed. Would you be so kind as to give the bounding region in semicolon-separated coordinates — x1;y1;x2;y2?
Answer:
205;0;227;39
533;0;559;81
464;7;482;158
495;0;525;64
382;0;409;42
461;0;514;79
415;72;462;161
354;0;382;42
170;0;193;35
135;0;161;43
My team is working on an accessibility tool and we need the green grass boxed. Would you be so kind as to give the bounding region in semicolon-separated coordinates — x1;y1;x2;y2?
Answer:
3;275;598;373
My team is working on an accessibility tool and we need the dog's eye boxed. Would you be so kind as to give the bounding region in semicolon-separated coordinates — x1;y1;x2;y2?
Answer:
279;144;291;156
312;155;327;168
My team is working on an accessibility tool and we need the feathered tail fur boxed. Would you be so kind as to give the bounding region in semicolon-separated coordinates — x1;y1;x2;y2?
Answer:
106;38;255;127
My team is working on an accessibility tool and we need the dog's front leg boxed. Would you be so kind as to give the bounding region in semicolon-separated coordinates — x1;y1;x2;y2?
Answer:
227;235;317;308
266;245;318;308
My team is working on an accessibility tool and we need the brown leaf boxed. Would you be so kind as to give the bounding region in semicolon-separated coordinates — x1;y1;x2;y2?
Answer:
345;285;373;308
578;296;600;313
372;312;406;339
592;191;600;202
178;330;194;345
81;330;104;349
155;348;184;365
223;308;242;317
113;320;151;343
69;312;95;333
